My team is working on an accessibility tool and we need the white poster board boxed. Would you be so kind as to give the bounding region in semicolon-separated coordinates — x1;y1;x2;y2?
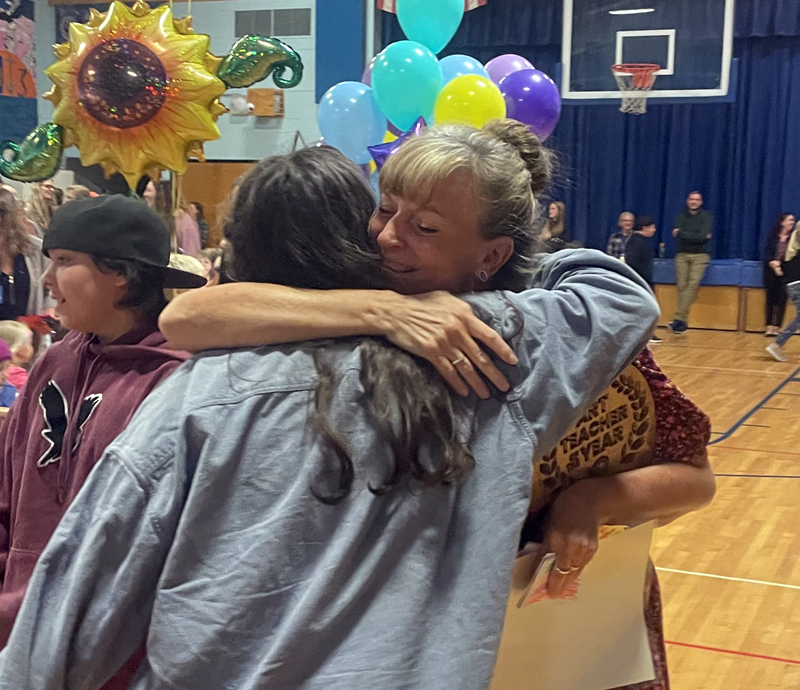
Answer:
490;522;656;690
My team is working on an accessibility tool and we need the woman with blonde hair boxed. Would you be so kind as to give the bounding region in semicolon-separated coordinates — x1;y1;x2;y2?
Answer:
766;221;800;361
24;180;59;235
0;189;51;319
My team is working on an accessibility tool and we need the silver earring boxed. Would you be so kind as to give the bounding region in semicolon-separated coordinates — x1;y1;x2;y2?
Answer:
478;270;489;283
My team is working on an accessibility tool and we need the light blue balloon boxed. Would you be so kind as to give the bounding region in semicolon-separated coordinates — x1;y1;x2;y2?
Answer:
372;41;443;131
317;82;387;165
439;54;490;85
396;0;464;55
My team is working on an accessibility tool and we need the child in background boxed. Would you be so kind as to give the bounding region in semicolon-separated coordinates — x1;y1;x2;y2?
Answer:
194;250;215;282
0;320;34;389
0;341;18;408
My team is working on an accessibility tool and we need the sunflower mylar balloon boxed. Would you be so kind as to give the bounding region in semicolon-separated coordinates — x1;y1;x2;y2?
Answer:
44;0;227;188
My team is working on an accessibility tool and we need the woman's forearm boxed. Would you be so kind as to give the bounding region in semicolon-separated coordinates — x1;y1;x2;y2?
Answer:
159;283;402;351
585;457;716;528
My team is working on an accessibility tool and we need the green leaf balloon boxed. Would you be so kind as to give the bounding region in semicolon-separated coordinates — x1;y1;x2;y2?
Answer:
0;124;65;183
217;35;304;89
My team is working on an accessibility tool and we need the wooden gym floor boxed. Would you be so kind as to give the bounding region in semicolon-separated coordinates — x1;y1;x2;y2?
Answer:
649;329;800;689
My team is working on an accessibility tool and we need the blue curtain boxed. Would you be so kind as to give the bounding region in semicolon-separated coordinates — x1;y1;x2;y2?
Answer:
380;1;800;260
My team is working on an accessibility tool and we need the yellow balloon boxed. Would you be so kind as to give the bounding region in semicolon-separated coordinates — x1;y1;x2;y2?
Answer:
433;75;506;129
383;130;399;143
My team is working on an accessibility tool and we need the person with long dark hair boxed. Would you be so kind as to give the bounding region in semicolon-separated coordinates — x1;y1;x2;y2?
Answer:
763;213;795;336
160;124;715;690
0;144;665;689
189;202;210;247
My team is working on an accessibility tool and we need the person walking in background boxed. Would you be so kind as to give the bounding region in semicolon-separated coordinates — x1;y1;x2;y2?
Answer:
546;201;570;241
763;213;794;336
669;192;713;335
189;202;210;248
766;222;800;362
607;211;635;259
625;216;662;344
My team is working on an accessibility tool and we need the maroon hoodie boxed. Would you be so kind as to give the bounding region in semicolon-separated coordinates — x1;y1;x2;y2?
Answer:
0;323;190;683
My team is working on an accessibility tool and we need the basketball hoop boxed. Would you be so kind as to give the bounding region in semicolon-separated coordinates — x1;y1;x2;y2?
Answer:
611;64;660;115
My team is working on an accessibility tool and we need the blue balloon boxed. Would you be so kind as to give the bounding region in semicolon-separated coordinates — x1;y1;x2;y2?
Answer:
372;41;443;131
369;169;381;201
396;0;464;54
317;82;387;165
439;54;489;85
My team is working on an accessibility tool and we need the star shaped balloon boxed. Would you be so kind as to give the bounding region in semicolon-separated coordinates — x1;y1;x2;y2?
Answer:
368;117;426;171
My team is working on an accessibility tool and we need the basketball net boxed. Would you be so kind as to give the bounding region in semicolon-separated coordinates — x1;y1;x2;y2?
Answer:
611;64;660;115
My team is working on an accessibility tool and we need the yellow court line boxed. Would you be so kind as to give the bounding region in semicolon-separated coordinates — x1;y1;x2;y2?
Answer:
656;567;800;591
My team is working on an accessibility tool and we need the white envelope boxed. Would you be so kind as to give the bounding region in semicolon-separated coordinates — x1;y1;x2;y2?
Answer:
489;522;656;690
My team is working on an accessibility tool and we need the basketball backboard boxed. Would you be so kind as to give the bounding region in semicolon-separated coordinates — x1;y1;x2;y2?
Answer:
561;0;735;100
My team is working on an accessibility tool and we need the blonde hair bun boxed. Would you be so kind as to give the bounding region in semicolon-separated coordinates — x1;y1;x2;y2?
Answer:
482;119;553;196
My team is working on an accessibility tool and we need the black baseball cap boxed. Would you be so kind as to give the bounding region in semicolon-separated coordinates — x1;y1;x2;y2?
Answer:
43;195;207;289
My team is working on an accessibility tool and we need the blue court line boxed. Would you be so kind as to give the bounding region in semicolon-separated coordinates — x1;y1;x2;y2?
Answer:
709;366;800;446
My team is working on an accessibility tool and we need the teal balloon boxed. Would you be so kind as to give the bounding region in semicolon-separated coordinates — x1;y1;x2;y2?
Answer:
372;41;443;131
317;82;387;165
440;54;489;85
396;0;464;54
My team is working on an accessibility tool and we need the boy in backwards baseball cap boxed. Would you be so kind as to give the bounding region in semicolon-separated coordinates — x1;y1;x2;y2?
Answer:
0;196;205;687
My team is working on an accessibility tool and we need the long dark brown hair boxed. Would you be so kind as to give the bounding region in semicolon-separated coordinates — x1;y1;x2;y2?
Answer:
766;213;794;262
0;188;31;259
226;146;474;503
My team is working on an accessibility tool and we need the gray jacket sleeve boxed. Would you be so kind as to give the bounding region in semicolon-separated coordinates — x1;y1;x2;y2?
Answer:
465;249;659;456
0;429;183;689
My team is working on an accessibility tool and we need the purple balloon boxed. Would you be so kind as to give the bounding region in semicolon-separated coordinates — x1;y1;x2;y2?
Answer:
362;56;378;86
485;54;535;86
499;69;561;141
387;121;403;136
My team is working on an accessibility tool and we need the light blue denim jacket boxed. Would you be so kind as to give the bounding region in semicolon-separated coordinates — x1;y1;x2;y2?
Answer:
0;250;658;690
